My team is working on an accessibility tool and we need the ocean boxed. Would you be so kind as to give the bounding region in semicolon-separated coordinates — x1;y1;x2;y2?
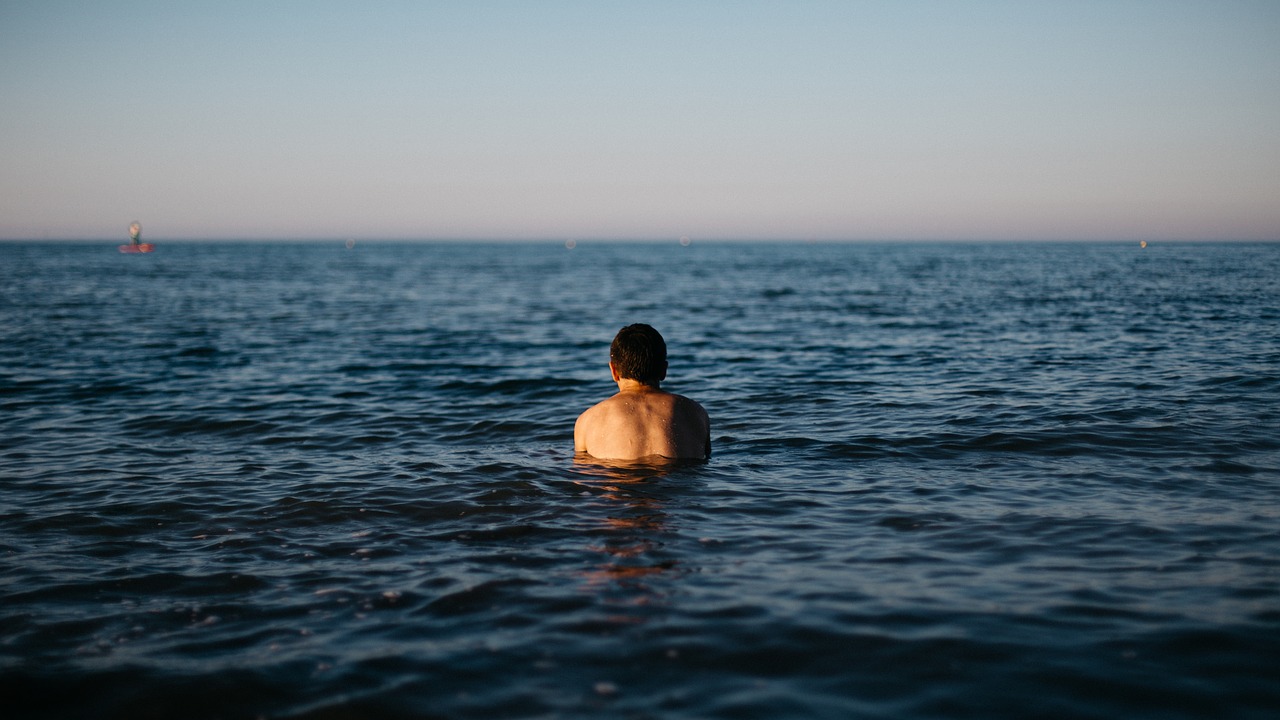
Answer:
2;240;1278;719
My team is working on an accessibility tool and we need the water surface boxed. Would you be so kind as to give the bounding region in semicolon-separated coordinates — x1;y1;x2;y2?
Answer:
2;240;1278;718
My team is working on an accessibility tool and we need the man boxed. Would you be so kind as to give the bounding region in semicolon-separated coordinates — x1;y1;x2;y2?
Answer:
574;324;711;461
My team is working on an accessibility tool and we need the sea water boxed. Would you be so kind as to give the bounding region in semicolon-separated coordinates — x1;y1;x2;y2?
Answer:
1;240;1278;719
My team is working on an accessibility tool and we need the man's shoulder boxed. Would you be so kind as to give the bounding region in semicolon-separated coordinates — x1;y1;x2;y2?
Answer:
670;393;708;413
575;398;604;422
577;394;622;422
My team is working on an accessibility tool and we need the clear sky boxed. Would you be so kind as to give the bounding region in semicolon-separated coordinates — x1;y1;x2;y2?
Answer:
2;0;1278;241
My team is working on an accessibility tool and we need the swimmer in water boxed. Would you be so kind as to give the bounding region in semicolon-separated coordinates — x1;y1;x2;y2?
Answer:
574;324;710;461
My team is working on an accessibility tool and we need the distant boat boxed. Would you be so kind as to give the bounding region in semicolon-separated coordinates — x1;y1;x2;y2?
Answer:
119;221;155;253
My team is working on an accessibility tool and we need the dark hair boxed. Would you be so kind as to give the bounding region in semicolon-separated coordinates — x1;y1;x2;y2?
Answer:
610;324;667;385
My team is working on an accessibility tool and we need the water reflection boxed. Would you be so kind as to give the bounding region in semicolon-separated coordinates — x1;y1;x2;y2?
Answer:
569;458;690;619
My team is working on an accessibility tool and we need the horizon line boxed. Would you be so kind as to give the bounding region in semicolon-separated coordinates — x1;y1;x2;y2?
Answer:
3;236;1278;244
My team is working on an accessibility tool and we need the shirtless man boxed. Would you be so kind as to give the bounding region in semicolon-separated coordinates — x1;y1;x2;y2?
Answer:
574;324;710;461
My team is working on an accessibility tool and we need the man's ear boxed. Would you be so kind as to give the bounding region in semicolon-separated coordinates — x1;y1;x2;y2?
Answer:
610;361;621;381
660;361;668;381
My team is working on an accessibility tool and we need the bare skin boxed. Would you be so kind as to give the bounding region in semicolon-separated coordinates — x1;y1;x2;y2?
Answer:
574;362;710;461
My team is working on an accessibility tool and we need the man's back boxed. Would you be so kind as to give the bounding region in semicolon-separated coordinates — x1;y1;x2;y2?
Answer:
574;387;710;461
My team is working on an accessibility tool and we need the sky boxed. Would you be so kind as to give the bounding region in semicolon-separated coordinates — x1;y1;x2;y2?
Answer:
2;0;1278;242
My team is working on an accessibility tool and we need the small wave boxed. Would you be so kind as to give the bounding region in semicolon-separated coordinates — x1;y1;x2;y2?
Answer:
418;578;544;617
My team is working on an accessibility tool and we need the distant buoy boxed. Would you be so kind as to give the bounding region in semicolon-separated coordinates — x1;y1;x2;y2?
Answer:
119;220;154;253
565;239;577;249
345;238;356;249
679;236;691;247
1140;240;1148;249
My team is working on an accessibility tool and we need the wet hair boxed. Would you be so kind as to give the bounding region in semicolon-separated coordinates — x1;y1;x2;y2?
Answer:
610;324;667;385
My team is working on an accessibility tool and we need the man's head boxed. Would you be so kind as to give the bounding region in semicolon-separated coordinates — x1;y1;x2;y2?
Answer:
610;324;667;386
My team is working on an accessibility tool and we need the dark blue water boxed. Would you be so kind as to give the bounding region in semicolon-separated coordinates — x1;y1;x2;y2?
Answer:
2;240;1278;719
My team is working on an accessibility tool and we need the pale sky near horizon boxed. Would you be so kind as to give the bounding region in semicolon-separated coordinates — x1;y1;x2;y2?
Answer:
2;1;1278;241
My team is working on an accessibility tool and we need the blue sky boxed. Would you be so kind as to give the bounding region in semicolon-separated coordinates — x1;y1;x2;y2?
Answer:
2;0;1278;241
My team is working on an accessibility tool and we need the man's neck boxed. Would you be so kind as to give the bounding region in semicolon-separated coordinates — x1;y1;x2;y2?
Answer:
615;378;661;394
